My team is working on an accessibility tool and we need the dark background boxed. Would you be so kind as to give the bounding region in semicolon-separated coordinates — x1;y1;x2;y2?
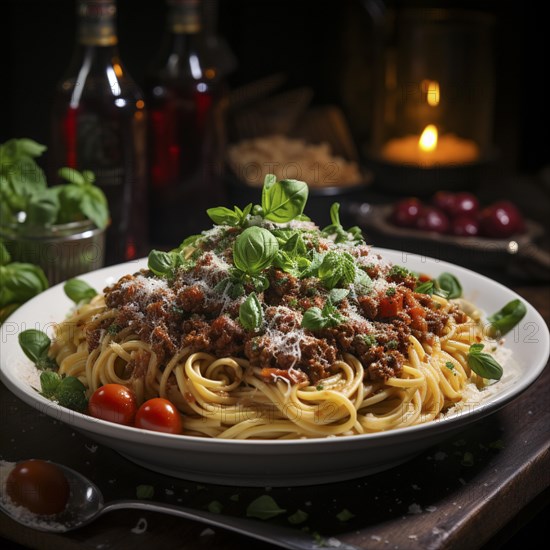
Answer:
0;0;548;178
0;1;548;549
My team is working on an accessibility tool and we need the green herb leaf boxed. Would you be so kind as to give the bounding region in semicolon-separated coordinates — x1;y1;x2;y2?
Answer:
233;227;279;275
58;167;86;186
16;139;47;158
64;278;97;304
207;206;241;226
336;508;355;522
136;485;155;499
0;242;11;266
0;262;48;305
437;272;462;299
361;334;377;348
19;329;51;363
467;344;503;380
318;251;356;290
148;249;182;278
288;509;309;525
328;288;349;304
79;185;109;229
445;361;455;371
388;265;411;279
25;189;59;225
208;500;223;514
40;371;61;398
301;302;346;330
262;179;308;223
55;376;88;411
246;495;287;520
239;292;263;330
487;299;527;336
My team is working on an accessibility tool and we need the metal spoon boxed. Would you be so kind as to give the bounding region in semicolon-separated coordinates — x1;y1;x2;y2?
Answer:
0;461;359;550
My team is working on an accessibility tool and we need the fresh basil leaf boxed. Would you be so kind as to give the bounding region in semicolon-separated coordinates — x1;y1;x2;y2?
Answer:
17;139;47;158
437;272;462;299
0;241;11;266
251;274;269;293
80;185;109;229
288;509;309;525
262;179;308;223
64;278;97;304
239;292;263;330
233;227;279;275
9;157;47;198
40;371;61;398
207;206;241;226
467;344;503;380
148;249;178;278
176;234;202;252
81;170;96;184
58;167;86;186
25;189;59;225
55;376;88;412
19;329;51;363
487;299;527;336
3;263;48;302
318;251;356;290
261;174;278;214
246;495;287;520
328;288;349;304
415;281;434;295
301;302;346;330
354;269;373;295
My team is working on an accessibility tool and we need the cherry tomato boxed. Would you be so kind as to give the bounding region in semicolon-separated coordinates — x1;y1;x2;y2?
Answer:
390;198;423;227
451;192;479;217
135;398;183;434
452;216;480;237
88;384;137;426
432;191;456;215
480;201;525;238
6;459;70;515
416;207;450;233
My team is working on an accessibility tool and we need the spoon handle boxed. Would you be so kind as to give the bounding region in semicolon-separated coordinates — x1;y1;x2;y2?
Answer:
100;500;358;550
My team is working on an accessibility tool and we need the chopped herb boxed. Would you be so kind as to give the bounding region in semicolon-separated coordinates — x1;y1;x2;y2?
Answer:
445;361;455;371
136;485;155;499
386;287;396;297
386;340;398;350
488;440;505;450
316;384;324;391
246;495;287;520
288;298;299;308
336;508;355;522
361;334;378;348
108;324;121;335
389;265;411;279
288;509;309;525
208;500;223;514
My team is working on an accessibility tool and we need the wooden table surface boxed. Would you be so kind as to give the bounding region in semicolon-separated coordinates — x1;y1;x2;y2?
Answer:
1;280;548;550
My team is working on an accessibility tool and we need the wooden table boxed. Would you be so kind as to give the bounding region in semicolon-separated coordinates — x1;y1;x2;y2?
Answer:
1;281;548;550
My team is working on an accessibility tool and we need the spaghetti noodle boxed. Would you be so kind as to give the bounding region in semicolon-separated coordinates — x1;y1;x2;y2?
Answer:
48;199;496;439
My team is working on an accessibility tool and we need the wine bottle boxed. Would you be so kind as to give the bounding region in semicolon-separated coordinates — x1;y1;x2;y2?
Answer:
50;0;148;265
145;0;229;246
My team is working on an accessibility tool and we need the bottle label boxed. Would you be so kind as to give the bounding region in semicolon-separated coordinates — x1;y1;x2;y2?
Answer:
78;0;118;46
168;0;201;34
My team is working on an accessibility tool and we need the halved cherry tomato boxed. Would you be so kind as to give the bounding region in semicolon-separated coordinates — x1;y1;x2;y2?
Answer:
135;398;183;434
378;293;404;318
6;459;70;515
88;384;137;426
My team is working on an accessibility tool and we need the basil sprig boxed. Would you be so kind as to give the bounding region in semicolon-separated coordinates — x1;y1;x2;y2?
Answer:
19;329;57;370
239;292;263;330
148;249;194;279
39;371;88;412
322;203;363;244
64;278;97;304
301;288;348;330
467;343;503;380
207;203;252;227
487;299;526;336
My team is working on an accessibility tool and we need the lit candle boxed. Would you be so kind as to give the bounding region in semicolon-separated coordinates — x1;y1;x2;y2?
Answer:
382;124;479;166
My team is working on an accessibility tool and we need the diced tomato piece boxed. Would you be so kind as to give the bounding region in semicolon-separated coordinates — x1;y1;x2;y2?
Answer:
378;293;404;318
418;273;432;283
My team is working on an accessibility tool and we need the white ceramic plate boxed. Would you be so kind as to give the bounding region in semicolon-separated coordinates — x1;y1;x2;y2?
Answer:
1;250;548;487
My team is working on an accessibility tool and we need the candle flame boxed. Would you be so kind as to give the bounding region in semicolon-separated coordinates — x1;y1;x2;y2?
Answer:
419;124;438;152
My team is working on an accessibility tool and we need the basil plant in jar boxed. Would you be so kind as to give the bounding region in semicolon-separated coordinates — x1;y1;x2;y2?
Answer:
0;138;110;285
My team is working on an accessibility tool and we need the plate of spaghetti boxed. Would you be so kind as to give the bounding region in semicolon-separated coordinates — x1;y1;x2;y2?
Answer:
1;177;548;486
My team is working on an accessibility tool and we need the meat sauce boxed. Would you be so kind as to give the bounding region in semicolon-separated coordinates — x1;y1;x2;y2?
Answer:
102;232;455;386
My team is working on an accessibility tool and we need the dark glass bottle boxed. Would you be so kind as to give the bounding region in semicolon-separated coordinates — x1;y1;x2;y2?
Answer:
145;0;228;246
50;0;148;265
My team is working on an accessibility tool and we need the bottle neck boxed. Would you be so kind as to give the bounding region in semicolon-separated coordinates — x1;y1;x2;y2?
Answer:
167;0;202;35
77;0;118;47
